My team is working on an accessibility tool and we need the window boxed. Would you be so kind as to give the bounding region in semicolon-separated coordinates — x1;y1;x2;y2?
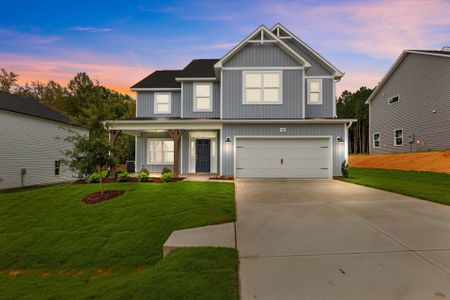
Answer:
154;93;171;114
194;83;212;112
394;129;403;146
388;96;399;104
243;71;282;104
307;79;322;104
373;133;380;148
54;160;61;175
147;139;174;164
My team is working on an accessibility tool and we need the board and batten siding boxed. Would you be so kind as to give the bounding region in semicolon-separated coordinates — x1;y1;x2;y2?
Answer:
224;43;299;67
222;70;304;119
182;82;220;118
136;91;181;118
221;123;346;177
369;53;450;154
135;132;175;173
305;78;334;118
0;110;87;190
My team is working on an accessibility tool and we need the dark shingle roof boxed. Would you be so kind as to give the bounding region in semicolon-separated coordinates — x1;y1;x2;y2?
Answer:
0;91;78;126
131;70;182;89
409;50;450;56
178;59;219;78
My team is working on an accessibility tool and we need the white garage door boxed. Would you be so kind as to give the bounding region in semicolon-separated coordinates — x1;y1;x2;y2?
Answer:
235;138;331;179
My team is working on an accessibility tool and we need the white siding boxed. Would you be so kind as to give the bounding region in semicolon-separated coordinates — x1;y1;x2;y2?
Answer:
0;110;88;189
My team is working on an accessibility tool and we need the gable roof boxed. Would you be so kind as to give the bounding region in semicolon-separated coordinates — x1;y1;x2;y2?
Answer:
366;50;450;103
214;25;312;70
270;23;344;79
0;91;80;126
131;70;183;90
176;59;219;80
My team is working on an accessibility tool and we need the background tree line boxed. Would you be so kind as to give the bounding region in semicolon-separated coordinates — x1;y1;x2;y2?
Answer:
0;68;136;163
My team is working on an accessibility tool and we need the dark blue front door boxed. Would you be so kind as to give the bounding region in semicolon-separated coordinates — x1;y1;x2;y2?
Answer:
196;139;211;173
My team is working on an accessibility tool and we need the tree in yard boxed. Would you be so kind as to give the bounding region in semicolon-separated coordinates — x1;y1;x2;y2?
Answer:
0;68;19;93
337;87;373;154
62;132;112;195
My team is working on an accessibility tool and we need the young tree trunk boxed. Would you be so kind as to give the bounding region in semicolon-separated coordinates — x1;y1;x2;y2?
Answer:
98;166;104;196
168;130;185;178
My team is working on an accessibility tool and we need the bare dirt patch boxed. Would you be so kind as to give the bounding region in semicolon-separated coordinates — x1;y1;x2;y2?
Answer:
350;150;450;174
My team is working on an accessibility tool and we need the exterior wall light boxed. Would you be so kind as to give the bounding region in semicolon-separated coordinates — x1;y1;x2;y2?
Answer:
336;136;344;143
225;137;232;143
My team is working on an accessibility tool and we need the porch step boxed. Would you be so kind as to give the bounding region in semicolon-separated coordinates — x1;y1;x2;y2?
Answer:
163;222;236;257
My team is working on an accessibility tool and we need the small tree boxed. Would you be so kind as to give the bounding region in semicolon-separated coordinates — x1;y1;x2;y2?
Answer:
63;132;112;194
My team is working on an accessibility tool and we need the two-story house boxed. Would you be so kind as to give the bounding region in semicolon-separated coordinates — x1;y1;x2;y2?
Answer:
106;24;355;179
367;48;450;154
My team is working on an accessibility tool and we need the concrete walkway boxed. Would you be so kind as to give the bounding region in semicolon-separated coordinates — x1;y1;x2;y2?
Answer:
236;179;450;300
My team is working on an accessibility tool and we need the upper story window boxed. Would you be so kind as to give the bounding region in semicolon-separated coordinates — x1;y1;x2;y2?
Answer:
394;129;403;146
147;139;174;164
373;133;380;148
307;79;322;105
243;71;282;104
154;92;171;114
388;95;399;105
194;83;212;112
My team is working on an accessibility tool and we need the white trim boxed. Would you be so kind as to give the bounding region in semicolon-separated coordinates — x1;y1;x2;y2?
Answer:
242;70;283;105
388;95;400;105
223;66;303;70
305;75;334;79
306;78;323;105
407;50;450;59
188;131;218;173
373;132;381;148
344;124;348;161
131;88;181;91
154;92;172;114
220;69;223;119
219;125;223;176
181;82;184;118
394;128;403;146
193;82;213;112
134;135;138;173
146;138;174;165
175;77;216;82
180;134;183;174
247;40;277;43
233;135;333;180
270;23;344;79
302;69;305;118
332;80;337;117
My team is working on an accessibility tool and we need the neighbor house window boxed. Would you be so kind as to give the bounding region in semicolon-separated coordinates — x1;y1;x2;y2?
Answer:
388;95;399;104
373;133;380;148
194;83;212;112
307;79;322;104
243;71;282;104
54;160;61;175
154;92;171;114
147;139;174;164
394;129;403;146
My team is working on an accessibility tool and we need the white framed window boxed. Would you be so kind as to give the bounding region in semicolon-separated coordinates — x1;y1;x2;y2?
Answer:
194;83;212;112
243;71;282;104
394;129;403;146
388;95;399;105
373;133;380;148
307;79;322;104
147;139;174;164
154;92;171;114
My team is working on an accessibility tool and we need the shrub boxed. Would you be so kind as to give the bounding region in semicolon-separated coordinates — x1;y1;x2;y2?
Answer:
116;171;129;182
140;168;149;175
137;171;149;182
87;170;108;183
161;171;172;183
341;160;349;178
161;167;171;175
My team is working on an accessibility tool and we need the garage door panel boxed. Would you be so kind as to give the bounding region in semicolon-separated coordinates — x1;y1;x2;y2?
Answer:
236;138;331;179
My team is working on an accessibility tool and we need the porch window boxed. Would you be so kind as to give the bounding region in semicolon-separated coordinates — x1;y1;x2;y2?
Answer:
194;83;212;112
147;139;174;164
243;71;282;104
154;92;171;114
307;79;322;104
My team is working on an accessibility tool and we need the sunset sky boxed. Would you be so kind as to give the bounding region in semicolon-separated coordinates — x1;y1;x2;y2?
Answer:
1;0;450;96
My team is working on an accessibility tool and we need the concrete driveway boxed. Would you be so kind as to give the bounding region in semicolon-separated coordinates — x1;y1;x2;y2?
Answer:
236;180;450;300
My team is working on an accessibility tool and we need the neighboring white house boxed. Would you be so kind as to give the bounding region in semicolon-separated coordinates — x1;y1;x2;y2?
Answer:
0;91;88;189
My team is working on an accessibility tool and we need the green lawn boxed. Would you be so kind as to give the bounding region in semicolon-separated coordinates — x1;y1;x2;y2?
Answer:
0;182;237;299
342;168;450;205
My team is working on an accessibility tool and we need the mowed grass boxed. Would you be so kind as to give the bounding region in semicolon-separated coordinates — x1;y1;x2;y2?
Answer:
342;168;450;205
0;182;237;299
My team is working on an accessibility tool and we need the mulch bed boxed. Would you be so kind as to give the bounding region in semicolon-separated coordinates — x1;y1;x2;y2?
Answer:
209;176;234;180
74;177;184;184
83;190;125;204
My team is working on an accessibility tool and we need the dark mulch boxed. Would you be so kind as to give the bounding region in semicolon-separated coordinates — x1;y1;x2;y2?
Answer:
74;177;183;184
83;190;125;204
209;176;234;180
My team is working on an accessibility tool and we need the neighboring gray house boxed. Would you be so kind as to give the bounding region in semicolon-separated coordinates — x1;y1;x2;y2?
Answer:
367;48;450;154
0;92;88;189
106;24;355;179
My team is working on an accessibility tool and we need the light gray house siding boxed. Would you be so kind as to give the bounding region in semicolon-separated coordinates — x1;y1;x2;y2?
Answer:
222;69;304;119
369;53;450;154
221;123;346;176
136;91;181;118
224;43;299;67
0;110;87;190
305;78;334;118
284;39;333;76
182;82;220;118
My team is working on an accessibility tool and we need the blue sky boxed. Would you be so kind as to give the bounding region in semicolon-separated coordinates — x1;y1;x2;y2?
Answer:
1;0;450;95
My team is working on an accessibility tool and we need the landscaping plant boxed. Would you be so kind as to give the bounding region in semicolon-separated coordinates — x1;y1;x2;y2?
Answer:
161;170;172;183
341;160;349;177
137;171;149;182
116;171;129;182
